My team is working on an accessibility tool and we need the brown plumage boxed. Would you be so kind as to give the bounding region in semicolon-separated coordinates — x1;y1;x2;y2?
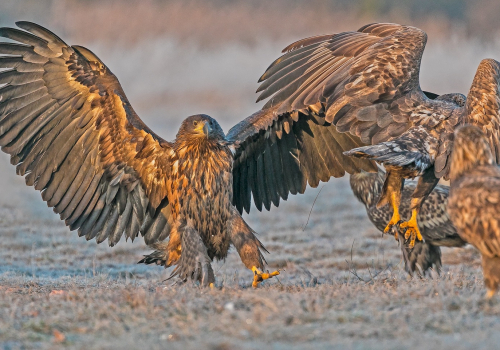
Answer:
448;125;500;298
350;168;466;276
256;22;500;249
0;22;381;287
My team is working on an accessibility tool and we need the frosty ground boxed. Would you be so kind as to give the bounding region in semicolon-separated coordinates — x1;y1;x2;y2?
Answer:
0;155;498;350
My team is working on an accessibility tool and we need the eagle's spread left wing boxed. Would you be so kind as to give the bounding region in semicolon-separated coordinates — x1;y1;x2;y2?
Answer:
0;22;172;246
227;106;377;213
228;23;435;214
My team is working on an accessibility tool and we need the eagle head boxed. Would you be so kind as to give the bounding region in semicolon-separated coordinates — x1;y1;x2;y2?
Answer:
177;114;225;141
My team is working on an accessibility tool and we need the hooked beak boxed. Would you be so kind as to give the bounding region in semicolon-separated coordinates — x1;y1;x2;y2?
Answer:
202;121;212;137
194;120;212;138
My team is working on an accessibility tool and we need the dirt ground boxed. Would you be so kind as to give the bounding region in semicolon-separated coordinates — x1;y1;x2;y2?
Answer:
0;153;498;350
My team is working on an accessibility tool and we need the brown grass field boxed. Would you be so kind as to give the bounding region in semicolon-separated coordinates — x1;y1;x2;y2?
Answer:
2;1;500;349
1;166;497;350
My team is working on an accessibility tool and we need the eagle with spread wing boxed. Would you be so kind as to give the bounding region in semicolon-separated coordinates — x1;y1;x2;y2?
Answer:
350;168;466;276
257;22;500;248
0;22;378;287
448;126;500;299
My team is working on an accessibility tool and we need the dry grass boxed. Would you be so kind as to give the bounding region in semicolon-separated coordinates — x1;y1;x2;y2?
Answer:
0;168;496;350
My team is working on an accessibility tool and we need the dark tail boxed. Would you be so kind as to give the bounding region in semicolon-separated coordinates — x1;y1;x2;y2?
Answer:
344;127;433;174
344;142;429;171
400;238;442;277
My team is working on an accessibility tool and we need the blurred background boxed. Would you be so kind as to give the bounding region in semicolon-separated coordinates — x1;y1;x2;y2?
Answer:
0;0;498;219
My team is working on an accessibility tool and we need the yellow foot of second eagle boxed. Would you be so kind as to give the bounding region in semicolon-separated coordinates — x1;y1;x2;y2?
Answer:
400;211;423;248
251;266;280;288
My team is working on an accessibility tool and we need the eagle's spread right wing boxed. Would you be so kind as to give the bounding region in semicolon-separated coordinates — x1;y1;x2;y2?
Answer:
0;22;173;246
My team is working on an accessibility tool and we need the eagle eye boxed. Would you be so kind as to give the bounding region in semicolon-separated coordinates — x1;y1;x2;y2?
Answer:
193;121;198;126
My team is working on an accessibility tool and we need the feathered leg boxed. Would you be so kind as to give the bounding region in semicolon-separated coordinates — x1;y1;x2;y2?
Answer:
228;208;279;288
401;168;440;248
377;169;404;239
138;223;182;268
169;223;215;286
482;255;500;299
139;222;215;286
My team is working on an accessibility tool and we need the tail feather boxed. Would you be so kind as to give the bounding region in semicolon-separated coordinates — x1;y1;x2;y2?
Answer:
400;238;442;276
344;141;431;173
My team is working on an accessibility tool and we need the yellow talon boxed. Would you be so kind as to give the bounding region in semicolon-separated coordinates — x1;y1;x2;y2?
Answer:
251;266;280;288
383;192;401;240
383;213;401;234
209;283;214;289
486;289;496;300
400;208;423;248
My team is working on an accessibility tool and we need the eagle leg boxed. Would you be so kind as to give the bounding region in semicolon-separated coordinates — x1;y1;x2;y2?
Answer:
486;289;496;300
401;168;439;248
228;208;279;287
168;223;215;287
383;192;402;240
377;170;404;240
138;225;182;268
481;255;500;300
